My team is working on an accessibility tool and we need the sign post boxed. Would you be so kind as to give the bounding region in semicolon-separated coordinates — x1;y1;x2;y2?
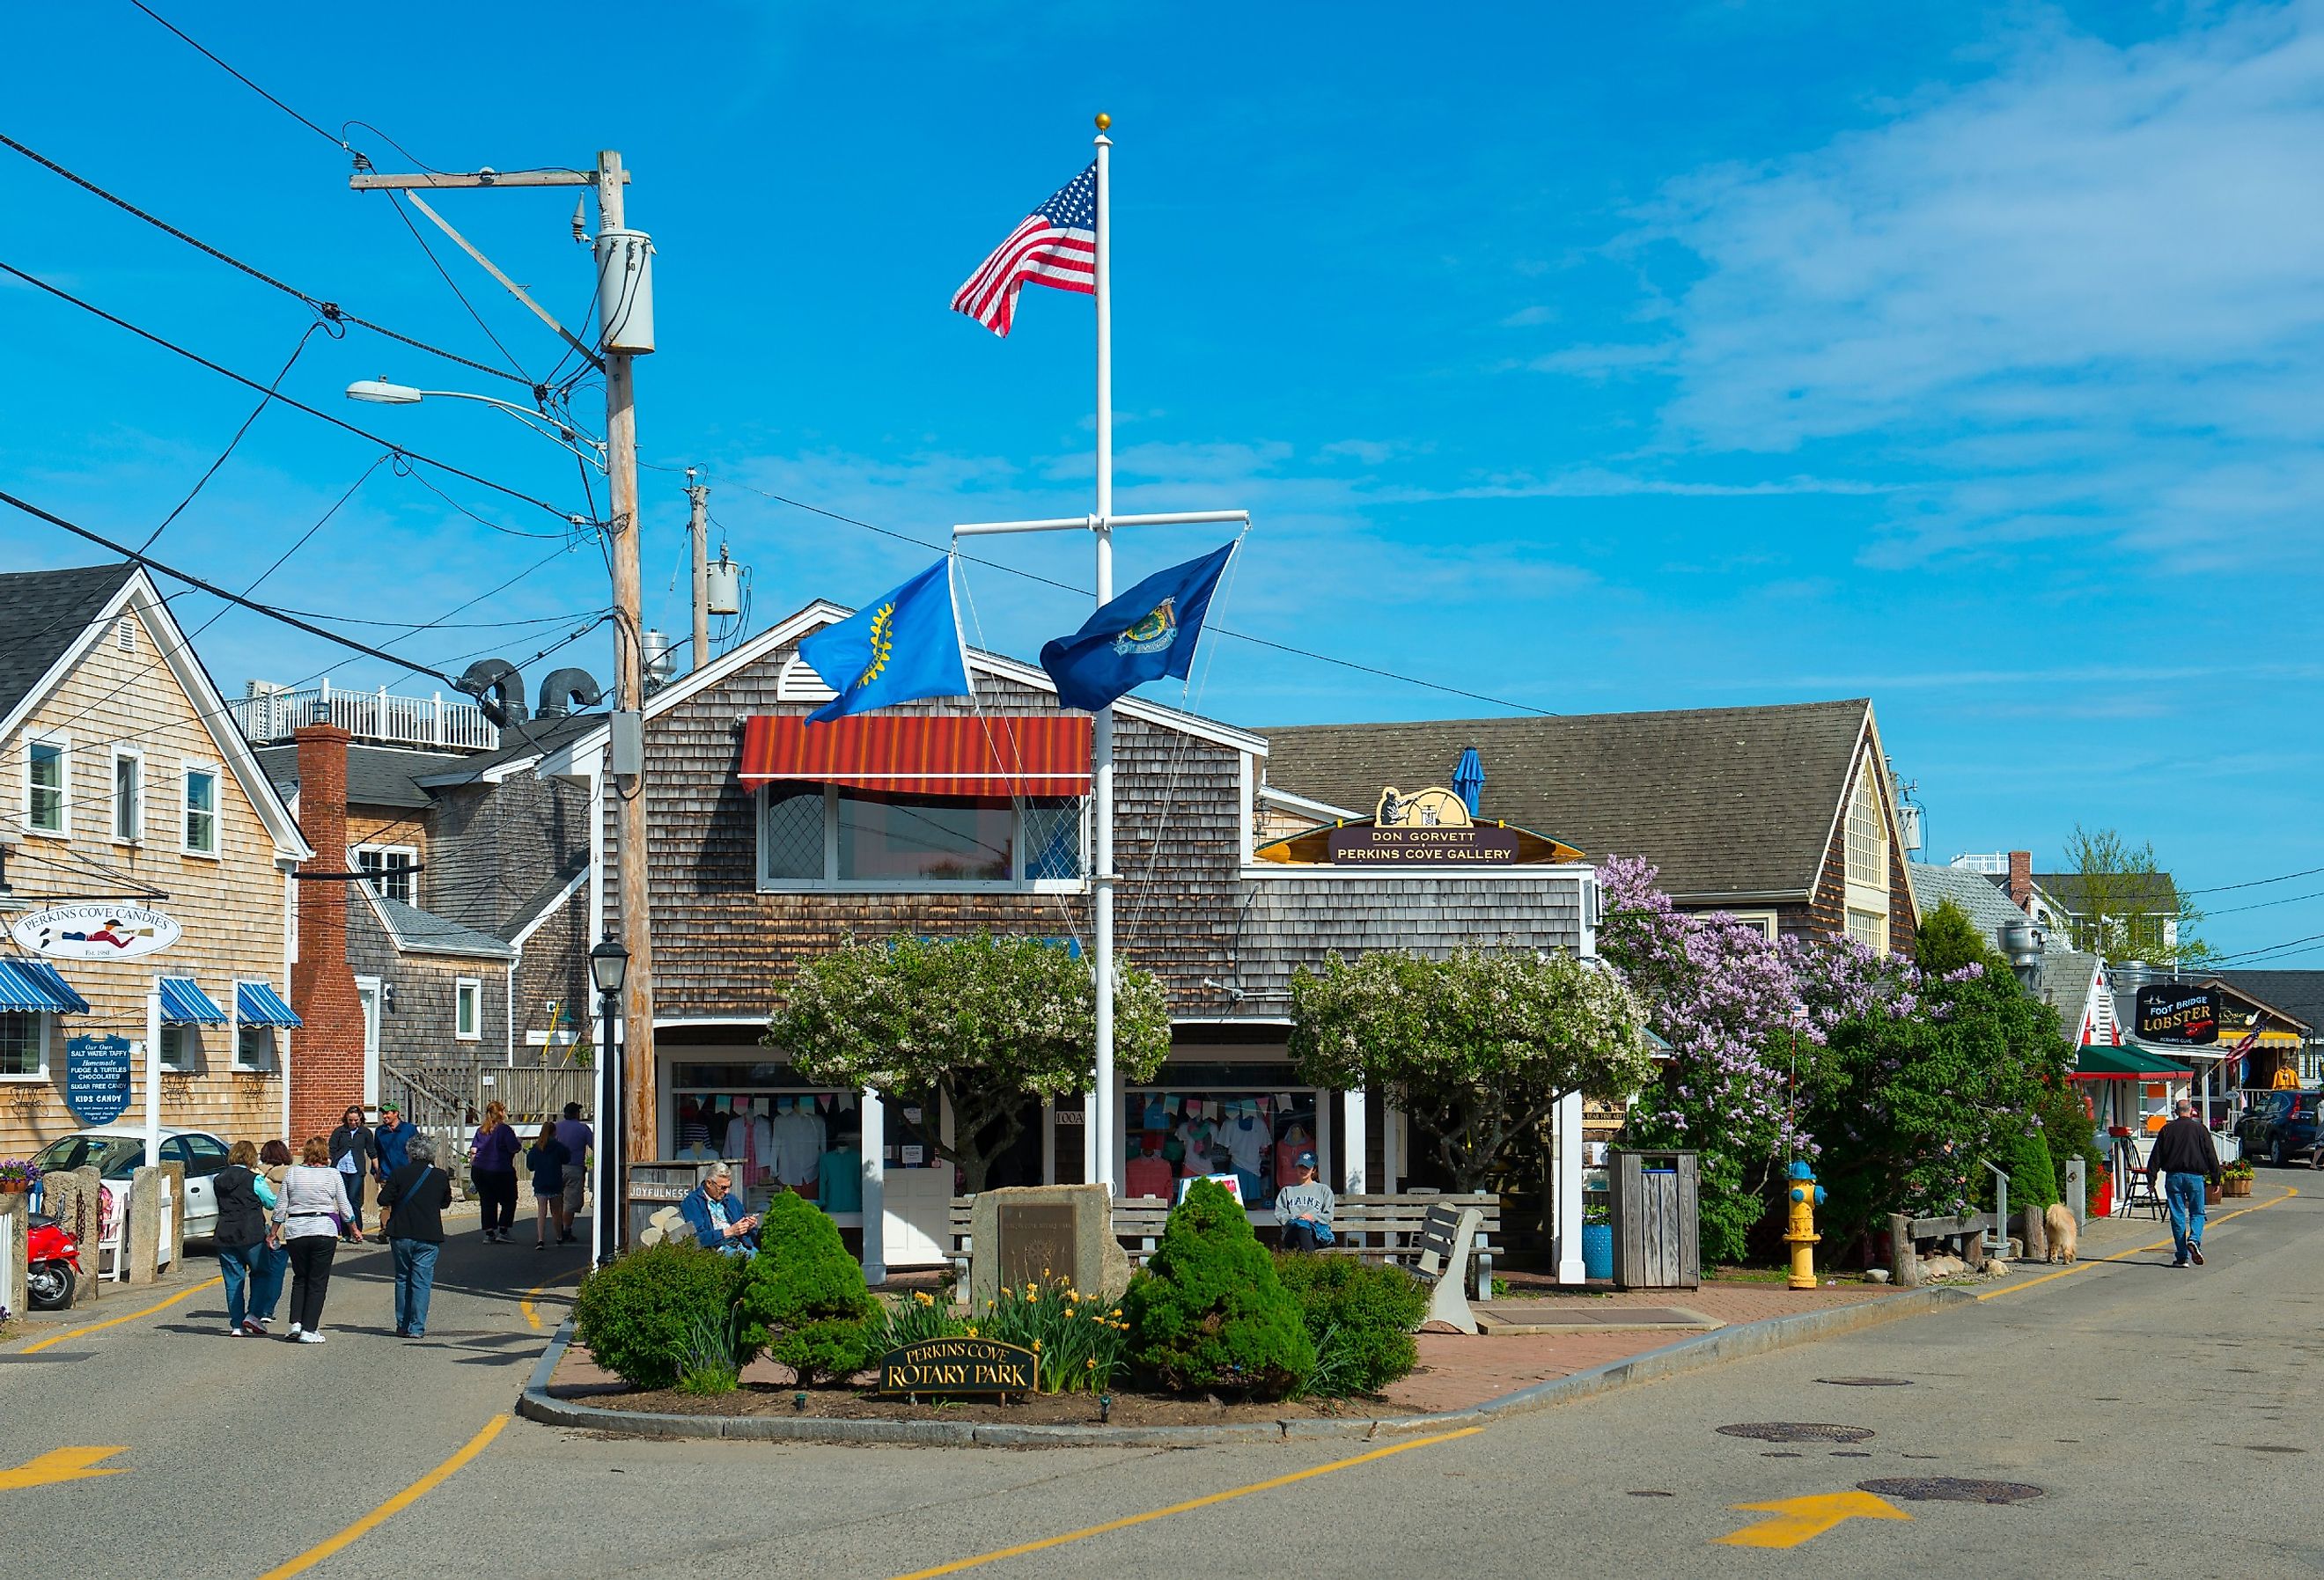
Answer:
144;984;162;1170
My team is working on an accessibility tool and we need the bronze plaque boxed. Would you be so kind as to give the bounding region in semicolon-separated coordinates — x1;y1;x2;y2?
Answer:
1327;825;1521;865
878;1337;1037;1395
995;1202;1077;1291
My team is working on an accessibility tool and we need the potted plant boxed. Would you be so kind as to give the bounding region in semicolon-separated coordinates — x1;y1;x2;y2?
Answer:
2091;1161;2114;1219
0;1159;38;1194
2223;1157;2254;1199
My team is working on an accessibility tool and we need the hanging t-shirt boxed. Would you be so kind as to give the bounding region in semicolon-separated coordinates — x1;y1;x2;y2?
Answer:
1222;1117;1268;1177
817;1146;862;1213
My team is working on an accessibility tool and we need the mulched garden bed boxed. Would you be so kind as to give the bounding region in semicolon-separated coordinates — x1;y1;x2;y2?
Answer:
549;1377;1397;1426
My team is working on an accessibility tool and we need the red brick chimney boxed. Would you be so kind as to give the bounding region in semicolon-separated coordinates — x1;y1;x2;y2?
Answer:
288;724;365;1146
2008;850;2034;913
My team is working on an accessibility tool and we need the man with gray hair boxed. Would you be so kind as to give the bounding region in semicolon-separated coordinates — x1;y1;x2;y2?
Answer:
379;1132;454;1336
2145;1097;2223;1268
677;1161;761;1255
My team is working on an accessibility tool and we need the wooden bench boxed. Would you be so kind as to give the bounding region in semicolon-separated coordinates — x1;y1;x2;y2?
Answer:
948;1198;1175;1304
1886;1210;1997;1287
1320;1194;1500;1305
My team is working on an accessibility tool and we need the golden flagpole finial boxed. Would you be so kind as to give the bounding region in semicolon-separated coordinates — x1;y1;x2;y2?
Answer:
1094;112;1112;131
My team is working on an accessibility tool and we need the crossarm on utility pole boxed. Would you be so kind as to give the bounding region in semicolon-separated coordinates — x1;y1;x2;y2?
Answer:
951;510;1249;540
396;190;604;371
349;170;623;189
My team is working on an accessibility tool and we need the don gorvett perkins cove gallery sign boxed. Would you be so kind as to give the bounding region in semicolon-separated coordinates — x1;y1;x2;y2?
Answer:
1327;786;1520;866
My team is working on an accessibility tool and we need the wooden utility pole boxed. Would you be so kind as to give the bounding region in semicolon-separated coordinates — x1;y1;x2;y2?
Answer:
348;151;660;1225
595;150;658;1183
685;467;710;672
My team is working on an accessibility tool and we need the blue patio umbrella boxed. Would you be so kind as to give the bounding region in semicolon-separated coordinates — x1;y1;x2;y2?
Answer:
1452;746;1484;816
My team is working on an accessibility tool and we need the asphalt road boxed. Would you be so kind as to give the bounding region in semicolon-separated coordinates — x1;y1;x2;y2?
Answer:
4;1186;2318;1579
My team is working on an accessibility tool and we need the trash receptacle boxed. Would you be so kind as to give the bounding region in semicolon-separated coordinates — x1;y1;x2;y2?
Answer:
1610;1148;1700;1290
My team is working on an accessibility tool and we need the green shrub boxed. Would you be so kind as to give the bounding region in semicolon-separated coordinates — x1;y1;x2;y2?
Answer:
1989;1125;2060;1214
736;1191;878;1385
1273;1253;1427;1395
572;1241;753;1391
1122;1179;1313;1397
2034;1082;2101;1199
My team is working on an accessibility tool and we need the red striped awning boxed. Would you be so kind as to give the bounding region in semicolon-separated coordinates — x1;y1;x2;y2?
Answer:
738;714;1092;797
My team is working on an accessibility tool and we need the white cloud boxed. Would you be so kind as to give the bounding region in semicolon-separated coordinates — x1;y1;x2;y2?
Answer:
1567;4;2324;568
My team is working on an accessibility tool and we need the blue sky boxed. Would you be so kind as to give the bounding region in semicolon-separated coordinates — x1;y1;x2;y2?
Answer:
4;3;2321;960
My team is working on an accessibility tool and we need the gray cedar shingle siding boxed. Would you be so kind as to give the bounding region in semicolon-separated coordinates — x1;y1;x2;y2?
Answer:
608;635;1592;1027
1258;700;1872;901
347;890;509;1070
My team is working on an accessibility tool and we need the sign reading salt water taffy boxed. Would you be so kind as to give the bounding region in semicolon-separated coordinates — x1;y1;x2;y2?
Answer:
877;1337;1037;1396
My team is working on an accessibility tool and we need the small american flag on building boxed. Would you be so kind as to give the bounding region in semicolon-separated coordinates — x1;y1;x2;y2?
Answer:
952;162;1097;338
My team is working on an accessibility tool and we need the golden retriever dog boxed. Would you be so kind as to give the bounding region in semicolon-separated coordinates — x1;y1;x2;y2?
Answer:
2044;1202;2079;1264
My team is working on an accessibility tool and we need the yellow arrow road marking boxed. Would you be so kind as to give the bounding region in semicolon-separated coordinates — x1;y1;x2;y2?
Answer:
1717;1489;1911;1547
0;1447;129;1492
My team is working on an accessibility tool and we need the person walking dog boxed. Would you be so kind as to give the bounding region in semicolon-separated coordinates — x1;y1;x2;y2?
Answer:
2146;1097;2224;1268
379;1135;453;1339
276;1138;358;1342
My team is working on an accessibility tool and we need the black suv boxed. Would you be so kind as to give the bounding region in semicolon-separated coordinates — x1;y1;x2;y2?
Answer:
2235;1089;2322;1167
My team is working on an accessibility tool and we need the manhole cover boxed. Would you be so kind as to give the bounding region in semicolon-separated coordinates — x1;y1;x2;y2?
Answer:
1717;1422;1876;1444
1818;1376;1915;1387
1858;1477;2044;1504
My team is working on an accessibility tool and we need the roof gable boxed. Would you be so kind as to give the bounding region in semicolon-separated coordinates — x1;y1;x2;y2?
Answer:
1259;700;1875;900
0;562;137;724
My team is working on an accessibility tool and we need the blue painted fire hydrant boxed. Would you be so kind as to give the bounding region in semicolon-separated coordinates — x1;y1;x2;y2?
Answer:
1786;1159;1827;1291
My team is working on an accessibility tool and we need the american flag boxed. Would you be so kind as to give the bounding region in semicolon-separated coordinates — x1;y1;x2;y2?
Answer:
952;162;1097;338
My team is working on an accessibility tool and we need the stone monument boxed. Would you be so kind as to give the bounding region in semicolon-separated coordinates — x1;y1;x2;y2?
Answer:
967;1183;1130;1304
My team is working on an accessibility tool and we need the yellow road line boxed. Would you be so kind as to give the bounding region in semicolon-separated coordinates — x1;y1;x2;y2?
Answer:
890;1426;1483;1580
253;1414;509;1580
18;1275;224;1353
1977;1185;2299;1302
520;1265;588;1332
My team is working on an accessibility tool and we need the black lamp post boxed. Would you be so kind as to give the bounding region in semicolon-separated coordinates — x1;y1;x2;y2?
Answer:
589;930;629;1264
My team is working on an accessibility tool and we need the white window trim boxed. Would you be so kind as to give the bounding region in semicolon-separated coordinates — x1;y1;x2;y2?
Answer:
24;732;70;838
1845;906;1891;955
110;745;144;845
455;977;482;1040
231;980;275;1071
353;843;421;906
158;1020;199;1073
0;1010;50;1082
180;760;223;858
754;783;1090;895
1725;909;1780;942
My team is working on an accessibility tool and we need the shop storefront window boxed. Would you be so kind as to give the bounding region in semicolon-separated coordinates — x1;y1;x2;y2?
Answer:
667;1062;909;1219
1122;1082;1318;1207
840;791;1012;882
758;783;1085;890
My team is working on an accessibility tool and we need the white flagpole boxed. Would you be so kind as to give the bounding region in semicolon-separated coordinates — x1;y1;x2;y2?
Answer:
1091;113;1117;1195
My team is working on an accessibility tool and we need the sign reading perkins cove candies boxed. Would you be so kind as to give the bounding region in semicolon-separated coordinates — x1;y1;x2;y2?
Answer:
10;902;181;960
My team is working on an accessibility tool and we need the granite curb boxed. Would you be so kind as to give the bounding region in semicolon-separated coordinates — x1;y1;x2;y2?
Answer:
516;1284;1977;1449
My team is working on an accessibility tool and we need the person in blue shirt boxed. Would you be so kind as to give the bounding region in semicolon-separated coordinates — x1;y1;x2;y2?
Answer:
371;1102;416;1194
678;1163;761;1255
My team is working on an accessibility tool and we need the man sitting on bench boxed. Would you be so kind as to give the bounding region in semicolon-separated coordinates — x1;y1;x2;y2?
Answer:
1275;1150;1335;1250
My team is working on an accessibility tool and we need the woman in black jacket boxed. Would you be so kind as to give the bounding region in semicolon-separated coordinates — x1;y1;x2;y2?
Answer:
214;1140;283;1336
327;1106;375;1239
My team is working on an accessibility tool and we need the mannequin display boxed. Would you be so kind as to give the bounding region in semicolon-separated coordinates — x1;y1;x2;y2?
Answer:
1125;1135;1174;1201
747;1099;775;1187
1222;1104;1269;1178
816;1128;863;1214
1176;1118;1217;1178
721;1100;752;1163
771;1094;827;1190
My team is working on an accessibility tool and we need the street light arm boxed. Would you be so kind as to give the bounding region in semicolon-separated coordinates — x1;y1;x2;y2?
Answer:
346;381;607;472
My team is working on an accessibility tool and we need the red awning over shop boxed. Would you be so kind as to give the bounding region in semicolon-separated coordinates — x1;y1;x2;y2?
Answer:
737;714;1092;797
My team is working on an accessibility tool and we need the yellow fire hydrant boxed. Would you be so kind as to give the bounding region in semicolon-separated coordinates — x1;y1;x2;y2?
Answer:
1786;1160;1825;1290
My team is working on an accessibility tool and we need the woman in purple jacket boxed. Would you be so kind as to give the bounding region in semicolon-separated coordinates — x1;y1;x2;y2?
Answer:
467;1099;522;1244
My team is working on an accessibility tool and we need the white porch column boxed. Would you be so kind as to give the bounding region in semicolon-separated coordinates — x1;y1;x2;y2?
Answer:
1082;1088;1098;1184
1342;1087;1368;1194
1555;1090;1585;1284
860;1086;886;1285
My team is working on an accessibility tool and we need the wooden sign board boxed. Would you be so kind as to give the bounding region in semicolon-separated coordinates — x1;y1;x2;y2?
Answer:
877;1336;1037;1396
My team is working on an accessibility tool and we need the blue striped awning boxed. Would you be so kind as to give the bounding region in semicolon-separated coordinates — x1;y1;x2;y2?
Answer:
236;981;302;1028
158;976;229;1025
0;959;91;1014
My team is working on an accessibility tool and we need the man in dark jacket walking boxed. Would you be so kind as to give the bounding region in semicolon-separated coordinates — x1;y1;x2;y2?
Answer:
378;1135;454;1339
2146;1098;2224;1267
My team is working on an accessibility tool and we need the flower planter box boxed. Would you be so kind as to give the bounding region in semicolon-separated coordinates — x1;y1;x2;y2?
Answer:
2223;1176;2252;1198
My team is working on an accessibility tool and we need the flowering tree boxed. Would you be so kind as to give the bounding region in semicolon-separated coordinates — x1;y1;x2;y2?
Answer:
769;933;1172;1192
1600;856;2078;1261
1289;947;1655;1193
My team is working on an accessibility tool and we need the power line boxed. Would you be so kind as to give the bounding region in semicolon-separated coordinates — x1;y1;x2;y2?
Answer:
0;129;533;389
2185;863;2324;897
0;260;578;525
0;486;467;686
127;0;346;151
653;462;1560;717
141;320;329;551
2203;886;2324;919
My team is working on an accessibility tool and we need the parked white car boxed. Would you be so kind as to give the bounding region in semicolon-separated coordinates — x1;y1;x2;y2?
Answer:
29;1127;231;1241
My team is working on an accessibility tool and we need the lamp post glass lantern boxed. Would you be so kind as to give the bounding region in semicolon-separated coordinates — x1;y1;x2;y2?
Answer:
591;933;629;1261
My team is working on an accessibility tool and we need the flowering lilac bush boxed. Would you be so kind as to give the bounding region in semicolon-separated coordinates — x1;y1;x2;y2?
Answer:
1599;858;2076;1261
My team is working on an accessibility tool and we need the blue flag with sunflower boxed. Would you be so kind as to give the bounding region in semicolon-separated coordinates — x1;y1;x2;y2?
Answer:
799;558;970;724
1039;540;1236;713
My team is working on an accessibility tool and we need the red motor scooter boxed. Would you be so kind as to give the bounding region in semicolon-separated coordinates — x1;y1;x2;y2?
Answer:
26;1212;82;1310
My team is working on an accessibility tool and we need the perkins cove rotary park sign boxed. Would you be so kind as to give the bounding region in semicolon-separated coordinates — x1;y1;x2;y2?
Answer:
9;903;181;960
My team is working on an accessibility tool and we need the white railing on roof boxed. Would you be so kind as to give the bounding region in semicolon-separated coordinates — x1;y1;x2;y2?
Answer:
227;680;499;752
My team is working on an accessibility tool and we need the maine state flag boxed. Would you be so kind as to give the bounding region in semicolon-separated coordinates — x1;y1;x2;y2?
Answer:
800;558;970;724
1039;540;1235;713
